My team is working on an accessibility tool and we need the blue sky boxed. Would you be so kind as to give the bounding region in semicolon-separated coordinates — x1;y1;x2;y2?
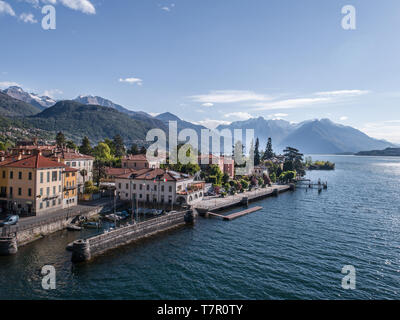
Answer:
1;0;400;142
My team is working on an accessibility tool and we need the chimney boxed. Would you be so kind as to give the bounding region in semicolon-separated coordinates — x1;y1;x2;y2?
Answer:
57;157;61;163
0;156;4;162
17;152;22;160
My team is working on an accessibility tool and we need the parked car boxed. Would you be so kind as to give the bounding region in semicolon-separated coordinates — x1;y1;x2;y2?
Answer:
0;215;19;227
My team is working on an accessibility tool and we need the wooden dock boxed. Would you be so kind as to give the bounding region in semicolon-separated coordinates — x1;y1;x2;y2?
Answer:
209;206;263;221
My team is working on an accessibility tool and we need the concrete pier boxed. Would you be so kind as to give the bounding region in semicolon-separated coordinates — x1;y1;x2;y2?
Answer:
71;210;194;263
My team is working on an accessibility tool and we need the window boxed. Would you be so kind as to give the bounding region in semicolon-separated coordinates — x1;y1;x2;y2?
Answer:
66;162;71;166
28;172;32;180
133;184;136;190
134;162;137;167
46;201;49;208
9;171;13;179
139;194;142;199
40;172;43;183
47;187;50;196
169;186;172;192
146;185;150;191
52;199;56;206
126;183;129;189
126;193;128;198
59;185;61;193
18;172;22;180
47;172;50;183
58;199;61;205
53;186;56;195
59;171;62;180
161;186;164;192
2;171;5;179
154;185;157;191
118;183;121;189
139;184;142;190
66;173;70;178
72;162;76;167
9;187;12;196
40;188;43;196
18;188;22;196
28;188;32;197
52;171;57;182
40;203;43;209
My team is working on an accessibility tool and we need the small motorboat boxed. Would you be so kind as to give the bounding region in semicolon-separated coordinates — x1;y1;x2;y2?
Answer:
115;211;130;220
67;224;82;231
103;214;122;222
82;221;101;229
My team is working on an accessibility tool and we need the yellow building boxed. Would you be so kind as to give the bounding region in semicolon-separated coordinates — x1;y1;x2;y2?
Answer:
63;167;78;207
0;153;77;216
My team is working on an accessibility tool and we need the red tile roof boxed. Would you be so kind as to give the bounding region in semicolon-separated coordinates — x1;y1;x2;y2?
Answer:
105;167;137;176
123;154;148;161
116;168;192;181
3;154;68;169
60;152;94;160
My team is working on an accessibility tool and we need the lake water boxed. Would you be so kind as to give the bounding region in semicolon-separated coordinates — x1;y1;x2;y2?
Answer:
0;155;400;300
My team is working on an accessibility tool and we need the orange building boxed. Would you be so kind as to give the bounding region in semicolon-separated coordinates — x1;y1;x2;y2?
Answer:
63;167;78;207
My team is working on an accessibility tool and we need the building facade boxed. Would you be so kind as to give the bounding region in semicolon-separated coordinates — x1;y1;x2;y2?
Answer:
115;168;204;206
0;153;77;216
121;154;160;170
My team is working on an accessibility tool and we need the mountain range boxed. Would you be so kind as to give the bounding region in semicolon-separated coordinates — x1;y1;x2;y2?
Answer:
0;86;396;154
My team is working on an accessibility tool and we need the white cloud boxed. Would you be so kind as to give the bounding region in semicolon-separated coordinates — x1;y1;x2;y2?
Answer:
190;90;271;104
315;90;370;97
361;120;400;144
0;81;20;89
193;119;231;129
119;77;143;86
224;112;253;120
161;3;175;12
0;1;15;16
270;113;288;118
43;89;63;98
59;0;95;14
202;103;214;107
340;116;348;121
24;0;96;14
19;12;37;23
254;97;330;111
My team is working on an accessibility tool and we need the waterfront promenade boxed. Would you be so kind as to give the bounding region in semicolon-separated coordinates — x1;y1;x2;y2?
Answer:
195;184;291;212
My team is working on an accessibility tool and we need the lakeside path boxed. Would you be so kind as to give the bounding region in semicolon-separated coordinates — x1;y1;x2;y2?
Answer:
195;184;291;212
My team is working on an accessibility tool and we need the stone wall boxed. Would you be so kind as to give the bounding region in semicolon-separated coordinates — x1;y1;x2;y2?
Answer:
72;210;194;262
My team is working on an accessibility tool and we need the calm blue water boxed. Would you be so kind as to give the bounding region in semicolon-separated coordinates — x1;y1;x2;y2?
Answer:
0;155;400;300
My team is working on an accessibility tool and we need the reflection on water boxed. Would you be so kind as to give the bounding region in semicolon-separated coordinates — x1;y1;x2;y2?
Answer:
0;155;400;300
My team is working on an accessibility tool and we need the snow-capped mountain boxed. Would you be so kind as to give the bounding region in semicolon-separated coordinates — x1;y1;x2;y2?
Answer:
2;86;56;110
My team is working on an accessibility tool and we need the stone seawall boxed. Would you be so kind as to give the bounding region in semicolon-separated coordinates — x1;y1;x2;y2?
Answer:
16;207;103;246
71;210;194;263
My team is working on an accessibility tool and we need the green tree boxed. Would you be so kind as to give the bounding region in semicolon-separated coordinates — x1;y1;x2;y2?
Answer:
56;131;65;148
222;172;230;184
262;137;274;160
103;138;116;156
283;147;305;177
128;143;139;155
79;136;92;155
93;142;114;162
139;146;147;154
66;140;77;150
113;134;125;158
254;137;261;166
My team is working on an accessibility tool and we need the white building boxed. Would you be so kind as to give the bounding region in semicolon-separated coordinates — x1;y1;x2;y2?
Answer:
253;165;269;178
115;168;204;206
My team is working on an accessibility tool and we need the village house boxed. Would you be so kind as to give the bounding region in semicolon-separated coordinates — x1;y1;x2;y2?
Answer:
115;168;204;206
0;152;77;216
63;167;78;207
121;154;161;170
198;154;235;178
252;165;269;178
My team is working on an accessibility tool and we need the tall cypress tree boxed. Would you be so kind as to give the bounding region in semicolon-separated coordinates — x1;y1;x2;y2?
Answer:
113;134;126;158
79;136;92;155
263;137;274;160
56;132;65;148
254;137;261;166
